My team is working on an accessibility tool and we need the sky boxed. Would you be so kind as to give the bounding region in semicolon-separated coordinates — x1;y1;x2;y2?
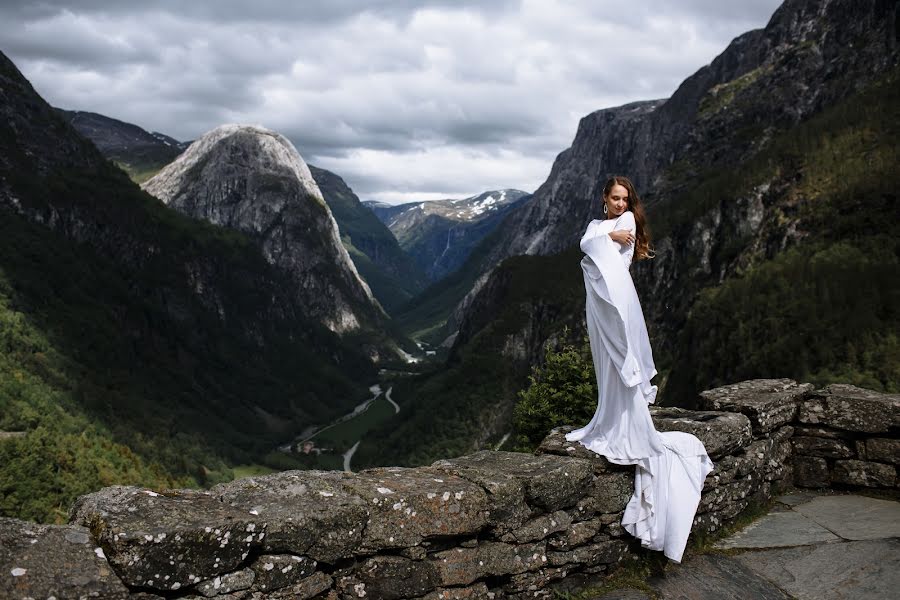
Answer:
2;0;783;204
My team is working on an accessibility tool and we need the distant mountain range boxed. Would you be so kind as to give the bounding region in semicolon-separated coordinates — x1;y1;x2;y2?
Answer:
54;107;526;318
364;189;530;282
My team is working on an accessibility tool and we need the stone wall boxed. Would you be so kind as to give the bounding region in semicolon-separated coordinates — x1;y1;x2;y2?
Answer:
1;380;897;599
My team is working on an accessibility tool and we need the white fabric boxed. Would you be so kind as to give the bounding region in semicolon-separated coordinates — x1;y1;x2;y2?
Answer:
566;214;714;562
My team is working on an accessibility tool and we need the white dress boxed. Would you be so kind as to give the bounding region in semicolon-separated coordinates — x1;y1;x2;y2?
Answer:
566;211;714;562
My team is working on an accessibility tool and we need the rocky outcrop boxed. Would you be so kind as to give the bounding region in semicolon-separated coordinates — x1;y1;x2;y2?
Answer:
5;379;895;599
143;124;386;335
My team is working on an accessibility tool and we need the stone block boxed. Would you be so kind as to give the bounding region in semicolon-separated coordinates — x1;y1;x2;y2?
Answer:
70;485;264;591
194;568;254;597
504;565;571;593
433;451;593;513
417;582;492;599
250;554;316;594
832;460;896;488
500;510;571;543
345;466;490;552
210;470;368;562
698;378;812;434
651;407;754;458
0;517;129;600
793;456;830;488
792;436;855;459
865;438;900;465
344;555;440;599
430;541;547;586
546;539;627;567
792;425;852;439
536;426;622;471
548;518;603;550
586;471;634;514
799;384;900;433
430;451;531;534
264;571;332;599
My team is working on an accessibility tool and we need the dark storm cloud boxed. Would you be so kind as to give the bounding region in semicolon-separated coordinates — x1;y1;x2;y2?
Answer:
0;0;783;203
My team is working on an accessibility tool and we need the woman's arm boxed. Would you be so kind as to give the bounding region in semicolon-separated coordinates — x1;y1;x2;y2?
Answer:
609;212;636;268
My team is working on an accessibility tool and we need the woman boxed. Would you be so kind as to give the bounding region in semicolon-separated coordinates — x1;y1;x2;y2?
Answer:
566;176;713;563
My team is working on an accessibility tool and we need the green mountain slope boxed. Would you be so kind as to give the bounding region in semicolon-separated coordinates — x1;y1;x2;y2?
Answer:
0;52;376;522
308;165;429;313
661;71;900;401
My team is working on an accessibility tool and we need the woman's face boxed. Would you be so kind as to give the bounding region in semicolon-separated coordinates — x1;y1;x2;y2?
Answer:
605;183;630;217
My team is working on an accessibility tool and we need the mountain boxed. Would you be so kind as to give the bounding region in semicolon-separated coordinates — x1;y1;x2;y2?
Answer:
308;165;430;313
55;108;188;183
46;110;430;317
453;0;899;367
141;124;402;348
0;50;381;522
364;189;531;281
358;0;900;466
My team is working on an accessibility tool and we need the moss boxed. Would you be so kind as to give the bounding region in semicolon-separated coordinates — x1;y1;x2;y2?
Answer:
698;65;771;116
554;557;661;599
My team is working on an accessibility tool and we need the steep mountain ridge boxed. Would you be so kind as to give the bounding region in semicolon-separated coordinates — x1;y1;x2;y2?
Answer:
0;50;378;520
142;124;392;342
453;0;899;341
454;0;898;347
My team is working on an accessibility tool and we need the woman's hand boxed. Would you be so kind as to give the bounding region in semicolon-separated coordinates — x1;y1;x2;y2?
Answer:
609;230;635;246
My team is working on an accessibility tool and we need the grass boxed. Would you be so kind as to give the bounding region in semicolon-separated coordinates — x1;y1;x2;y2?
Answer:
554;556;661;600
230;464;277;480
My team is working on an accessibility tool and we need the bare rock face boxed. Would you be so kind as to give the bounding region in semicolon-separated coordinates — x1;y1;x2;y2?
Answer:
699;379;814;434
143;124;384;334
0;517;130;599
798;384;900;433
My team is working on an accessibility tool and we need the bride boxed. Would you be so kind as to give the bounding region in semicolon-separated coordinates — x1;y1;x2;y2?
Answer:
566;176;713;563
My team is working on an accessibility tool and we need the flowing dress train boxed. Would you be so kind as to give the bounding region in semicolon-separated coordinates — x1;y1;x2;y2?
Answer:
565;212;713;563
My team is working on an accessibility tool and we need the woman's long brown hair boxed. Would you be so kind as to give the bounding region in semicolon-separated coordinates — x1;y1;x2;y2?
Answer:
602;175;653;260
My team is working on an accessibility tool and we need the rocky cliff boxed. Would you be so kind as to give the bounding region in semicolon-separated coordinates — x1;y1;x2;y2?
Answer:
143;125;389;338
478;0;897;265
450;0;899;391
3;380;896;599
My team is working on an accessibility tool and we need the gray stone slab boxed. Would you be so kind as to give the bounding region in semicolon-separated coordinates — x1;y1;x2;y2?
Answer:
649;554;790;599
715;510;839;549
775;491;819;507
736;539;900;600
793;494;900;540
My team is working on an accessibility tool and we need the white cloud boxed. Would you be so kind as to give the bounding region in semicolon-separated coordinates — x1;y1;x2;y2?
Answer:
0;0;783;203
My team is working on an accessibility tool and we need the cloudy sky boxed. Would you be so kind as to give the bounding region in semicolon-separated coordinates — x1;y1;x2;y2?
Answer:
3;0;782;204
